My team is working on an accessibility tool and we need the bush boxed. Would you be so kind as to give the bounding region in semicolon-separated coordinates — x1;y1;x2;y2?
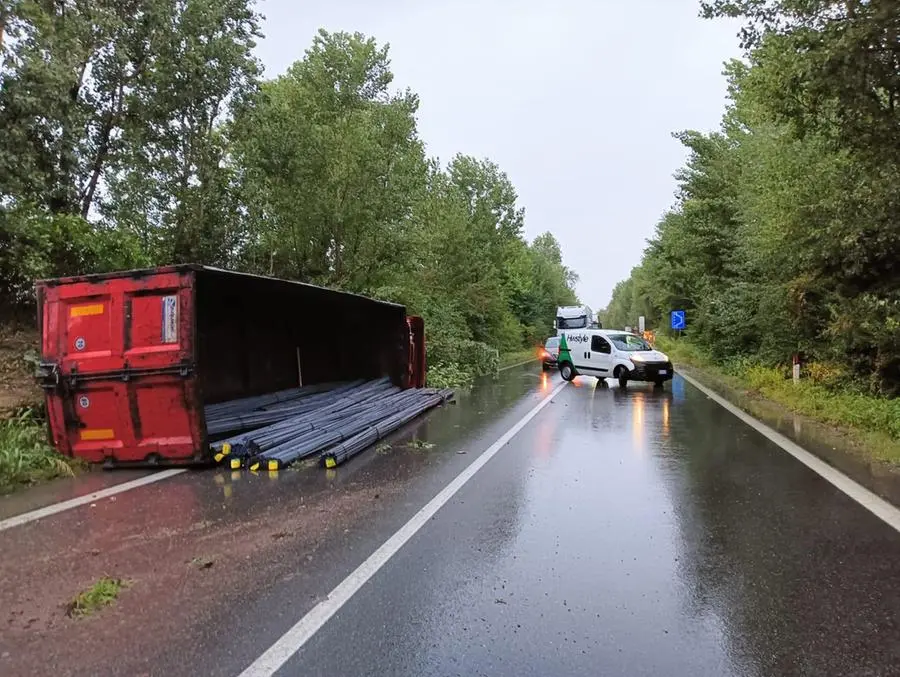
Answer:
0;409;75;491
740;364;900;441
0;205;151;312
427;363;474;389
428;339;498;377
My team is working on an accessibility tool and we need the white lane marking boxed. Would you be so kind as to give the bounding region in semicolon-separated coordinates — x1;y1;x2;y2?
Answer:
0;469;187;532
680;372;900;533
237;380;569;677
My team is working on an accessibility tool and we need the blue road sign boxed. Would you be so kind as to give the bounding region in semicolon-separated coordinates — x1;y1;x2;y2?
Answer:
671;310;686;330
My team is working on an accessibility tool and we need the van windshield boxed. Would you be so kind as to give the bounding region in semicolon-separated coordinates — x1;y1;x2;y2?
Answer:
606;334;651;351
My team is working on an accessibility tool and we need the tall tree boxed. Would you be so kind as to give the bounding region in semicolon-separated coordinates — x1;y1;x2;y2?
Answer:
0;0;261;260
232;29;426;290
606;1;900;392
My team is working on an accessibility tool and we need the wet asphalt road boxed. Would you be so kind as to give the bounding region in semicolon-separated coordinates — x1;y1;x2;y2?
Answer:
267;374;900;677
3;366;900;677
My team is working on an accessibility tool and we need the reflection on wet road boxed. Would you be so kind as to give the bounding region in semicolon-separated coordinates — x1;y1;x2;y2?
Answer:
2;367;899;677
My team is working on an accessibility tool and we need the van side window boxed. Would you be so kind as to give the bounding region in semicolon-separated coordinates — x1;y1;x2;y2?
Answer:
592;336;611;354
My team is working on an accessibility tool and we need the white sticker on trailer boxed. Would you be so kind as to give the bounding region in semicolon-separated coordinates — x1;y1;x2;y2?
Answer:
161;295;178;344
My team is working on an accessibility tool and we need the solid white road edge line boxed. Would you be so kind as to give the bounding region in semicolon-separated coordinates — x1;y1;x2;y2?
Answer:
680;371;900;533
499;357;537;371
237;380;569;677
0;468;187;533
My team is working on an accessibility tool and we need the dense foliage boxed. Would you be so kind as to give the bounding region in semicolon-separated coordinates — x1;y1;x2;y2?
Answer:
0;4;577;383
605;0;900;395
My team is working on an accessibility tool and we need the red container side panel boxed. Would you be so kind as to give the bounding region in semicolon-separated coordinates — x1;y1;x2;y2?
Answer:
38;270;205;465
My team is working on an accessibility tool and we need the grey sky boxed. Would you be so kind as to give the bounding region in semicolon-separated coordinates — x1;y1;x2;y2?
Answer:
255;0;741;307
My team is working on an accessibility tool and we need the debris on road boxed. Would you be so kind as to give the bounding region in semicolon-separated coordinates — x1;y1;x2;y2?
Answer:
188;557;215;570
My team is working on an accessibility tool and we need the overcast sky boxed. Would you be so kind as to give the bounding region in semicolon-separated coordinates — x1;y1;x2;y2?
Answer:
255;0;741;308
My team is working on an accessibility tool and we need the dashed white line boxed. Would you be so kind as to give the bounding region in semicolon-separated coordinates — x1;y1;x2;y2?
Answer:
236;380;569;677
680;371;900;533
0;468;187;532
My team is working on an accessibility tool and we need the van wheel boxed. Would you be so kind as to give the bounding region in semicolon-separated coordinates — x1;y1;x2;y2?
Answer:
560;362;576;381
614;365;628;389
653;379;664;389
618;376;628;389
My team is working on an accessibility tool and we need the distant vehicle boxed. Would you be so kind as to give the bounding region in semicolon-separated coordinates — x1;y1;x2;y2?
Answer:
556;328;673;388
541;336;560;370
556;305;600;334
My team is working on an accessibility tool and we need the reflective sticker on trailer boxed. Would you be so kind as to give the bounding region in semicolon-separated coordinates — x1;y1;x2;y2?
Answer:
161;295;178;344
80;428;114;441
69;303;105;317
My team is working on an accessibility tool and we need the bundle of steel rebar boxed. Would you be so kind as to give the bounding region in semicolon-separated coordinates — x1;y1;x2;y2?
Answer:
209;377;454;471
205;380;368;437
210;379;395;464
322;389;454;468
204;381;346;421
235;383;401;463
255;387;436;469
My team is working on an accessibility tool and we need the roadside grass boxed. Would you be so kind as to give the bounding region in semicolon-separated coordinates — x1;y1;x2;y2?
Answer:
66;577;126;618
500;349;538;369
657;336;900;465
0;409;77;492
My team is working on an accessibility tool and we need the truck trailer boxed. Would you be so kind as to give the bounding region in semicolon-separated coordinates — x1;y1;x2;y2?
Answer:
34;265;427;466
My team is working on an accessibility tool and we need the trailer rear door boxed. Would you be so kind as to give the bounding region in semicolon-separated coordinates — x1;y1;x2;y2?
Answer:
38;270;203;464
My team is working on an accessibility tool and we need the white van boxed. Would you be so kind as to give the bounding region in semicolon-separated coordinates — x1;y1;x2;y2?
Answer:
557;329;673;388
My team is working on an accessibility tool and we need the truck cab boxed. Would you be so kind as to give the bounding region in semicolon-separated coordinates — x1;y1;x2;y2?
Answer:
556;328;673;388
556;305;599;334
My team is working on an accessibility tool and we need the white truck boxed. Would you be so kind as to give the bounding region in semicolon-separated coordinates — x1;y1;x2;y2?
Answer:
556;305;598;334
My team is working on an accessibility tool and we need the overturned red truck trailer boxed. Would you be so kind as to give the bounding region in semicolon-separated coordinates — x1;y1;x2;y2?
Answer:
35;265;426;466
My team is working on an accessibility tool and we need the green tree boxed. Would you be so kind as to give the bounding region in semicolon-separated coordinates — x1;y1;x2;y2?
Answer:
0;0;260;260
606;1;900;392
231;29;426;290
1;20;580;386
